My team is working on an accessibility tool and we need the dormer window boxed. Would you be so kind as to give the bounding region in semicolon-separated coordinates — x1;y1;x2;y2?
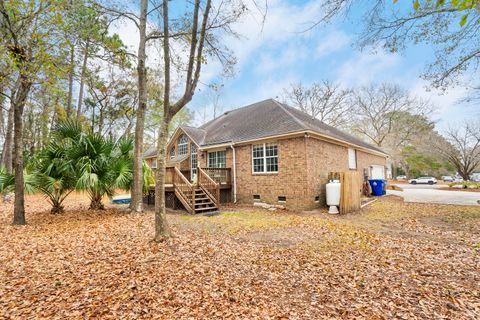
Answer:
178;134;188;156
170;147;176;159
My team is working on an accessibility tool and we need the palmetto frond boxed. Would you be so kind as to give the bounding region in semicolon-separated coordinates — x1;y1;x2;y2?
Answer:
53;119;83;141
142;161;154;193
0;167;14;193
0;167;39;195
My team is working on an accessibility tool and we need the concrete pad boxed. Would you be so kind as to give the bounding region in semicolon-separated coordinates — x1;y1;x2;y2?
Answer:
387;189;480;206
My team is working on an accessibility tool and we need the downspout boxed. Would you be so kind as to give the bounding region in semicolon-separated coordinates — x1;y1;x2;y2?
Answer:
230;144;237;203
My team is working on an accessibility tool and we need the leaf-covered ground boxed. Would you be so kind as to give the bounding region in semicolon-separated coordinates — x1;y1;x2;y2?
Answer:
0;194;479;319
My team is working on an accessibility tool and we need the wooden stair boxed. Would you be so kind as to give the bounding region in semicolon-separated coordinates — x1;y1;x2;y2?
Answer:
193;188;218;214
172;166;220;215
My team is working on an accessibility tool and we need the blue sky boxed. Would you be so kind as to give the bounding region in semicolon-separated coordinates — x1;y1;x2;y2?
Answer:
114;0;479;130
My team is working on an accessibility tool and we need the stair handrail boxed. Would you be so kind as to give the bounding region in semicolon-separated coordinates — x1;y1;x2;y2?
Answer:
173;167;194;211
198;167;220;206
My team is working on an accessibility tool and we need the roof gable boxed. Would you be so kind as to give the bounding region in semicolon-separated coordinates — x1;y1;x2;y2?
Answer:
148;99;386;157
198;99;305;145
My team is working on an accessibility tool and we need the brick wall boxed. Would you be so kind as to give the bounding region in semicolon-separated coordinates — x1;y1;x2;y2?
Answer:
356;150;387;178
305;137;349;208
232;136;387;211
234;137;310;210
148;128;387;212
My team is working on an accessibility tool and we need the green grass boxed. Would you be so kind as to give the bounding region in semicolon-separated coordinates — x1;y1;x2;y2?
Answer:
188;210;305;234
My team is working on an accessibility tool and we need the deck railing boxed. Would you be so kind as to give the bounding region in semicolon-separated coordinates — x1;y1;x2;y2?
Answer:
173;167;194;213
201;168;231;185
198;167;220;206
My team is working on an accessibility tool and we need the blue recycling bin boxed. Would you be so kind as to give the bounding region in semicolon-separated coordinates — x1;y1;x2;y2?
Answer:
369;179;385;196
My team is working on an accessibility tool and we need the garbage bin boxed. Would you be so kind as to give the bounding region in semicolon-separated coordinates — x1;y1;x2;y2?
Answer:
368;179;385;196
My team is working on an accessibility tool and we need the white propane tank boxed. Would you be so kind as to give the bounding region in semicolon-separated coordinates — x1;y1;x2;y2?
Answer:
326;180;341;214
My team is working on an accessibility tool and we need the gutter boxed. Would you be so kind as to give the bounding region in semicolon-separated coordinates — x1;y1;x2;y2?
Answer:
230;144;237;203
198;130;387;158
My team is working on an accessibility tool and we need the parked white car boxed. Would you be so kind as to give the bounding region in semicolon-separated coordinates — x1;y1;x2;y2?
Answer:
396;175;407;180
442;176;454;182
408;177;437;185
470;173;480;182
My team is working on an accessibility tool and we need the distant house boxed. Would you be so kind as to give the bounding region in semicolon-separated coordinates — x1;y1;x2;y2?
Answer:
144;99;387;213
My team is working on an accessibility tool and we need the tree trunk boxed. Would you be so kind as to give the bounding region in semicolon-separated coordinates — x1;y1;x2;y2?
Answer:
51;203;64;214
98;105;104;134
12;76;32;225
2;100;14;173
66;43;75;117
77;41;89;119
89;194;105;210
0;86;4;139
392;160;398;179
154;117;171;240
459;170;470;181
131;0;148;213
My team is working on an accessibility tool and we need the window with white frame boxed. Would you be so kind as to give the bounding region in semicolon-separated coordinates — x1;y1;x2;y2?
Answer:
208;151;226;168
177;134;188;156
191;144;198;178
252;143;278;173
170;147;176;159
151;159;157;168
348;148;357;169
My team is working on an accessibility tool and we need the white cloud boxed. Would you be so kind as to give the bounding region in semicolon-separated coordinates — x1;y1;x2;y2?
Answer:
409;80;475;129
336;49;401;86
254;45;306;74
221;0;326;70
316;30;350;58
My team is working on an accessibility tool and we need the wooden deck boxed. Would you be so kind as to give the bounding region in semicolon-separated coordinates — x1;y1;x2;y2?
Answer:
144;167;232;213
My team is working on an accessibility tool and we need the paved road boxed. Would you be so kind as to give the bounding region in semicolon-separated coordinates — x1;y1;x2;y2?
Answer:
387;185;480;206
394;183;445;190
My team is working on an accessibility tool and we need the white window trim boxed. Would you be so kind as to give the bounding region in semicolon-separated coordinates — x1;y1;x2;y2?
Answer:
177;135;188;156
191;145;198;177
348;148;357;170
208;150;226;168
252;143;278;174
151;159;157;169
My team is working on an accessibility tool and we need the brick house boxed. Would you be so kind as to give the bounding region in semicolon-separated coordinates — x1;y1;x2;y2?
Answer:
144;99;388;213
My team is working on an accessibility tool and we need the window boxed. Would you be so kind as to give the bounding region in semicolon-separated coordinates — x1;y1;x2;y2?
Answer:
191;144;197;178
178;134;188;156
253;194;261;202
252;143;278;173
151;159;157;169
278;196;286;202
170;147;175;159
348;148;357;170
208;151;226;168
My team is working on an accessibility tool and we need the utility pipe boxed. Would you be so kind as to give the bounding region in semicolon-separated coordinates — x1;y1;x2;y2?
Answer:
230;144;237;203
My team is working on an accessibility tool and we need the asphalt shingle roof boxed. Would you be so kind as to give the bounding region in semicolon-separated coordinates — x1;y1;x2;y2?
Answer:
144;99;386;157
197;99;385;154
144;147;157;158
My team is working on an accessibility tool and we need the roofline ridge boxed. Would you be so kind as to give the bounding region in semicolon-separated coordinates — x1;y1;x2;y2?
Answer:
274;100;386;154
272;99;308;130
199;98;276;129
181;125;201;129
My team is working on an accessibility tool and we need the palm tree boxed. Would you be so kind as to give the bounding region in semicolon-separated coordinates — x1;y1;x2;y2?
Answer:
0;137;77;214
55;120;153;210
0;120;153;213
33;139;77;214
